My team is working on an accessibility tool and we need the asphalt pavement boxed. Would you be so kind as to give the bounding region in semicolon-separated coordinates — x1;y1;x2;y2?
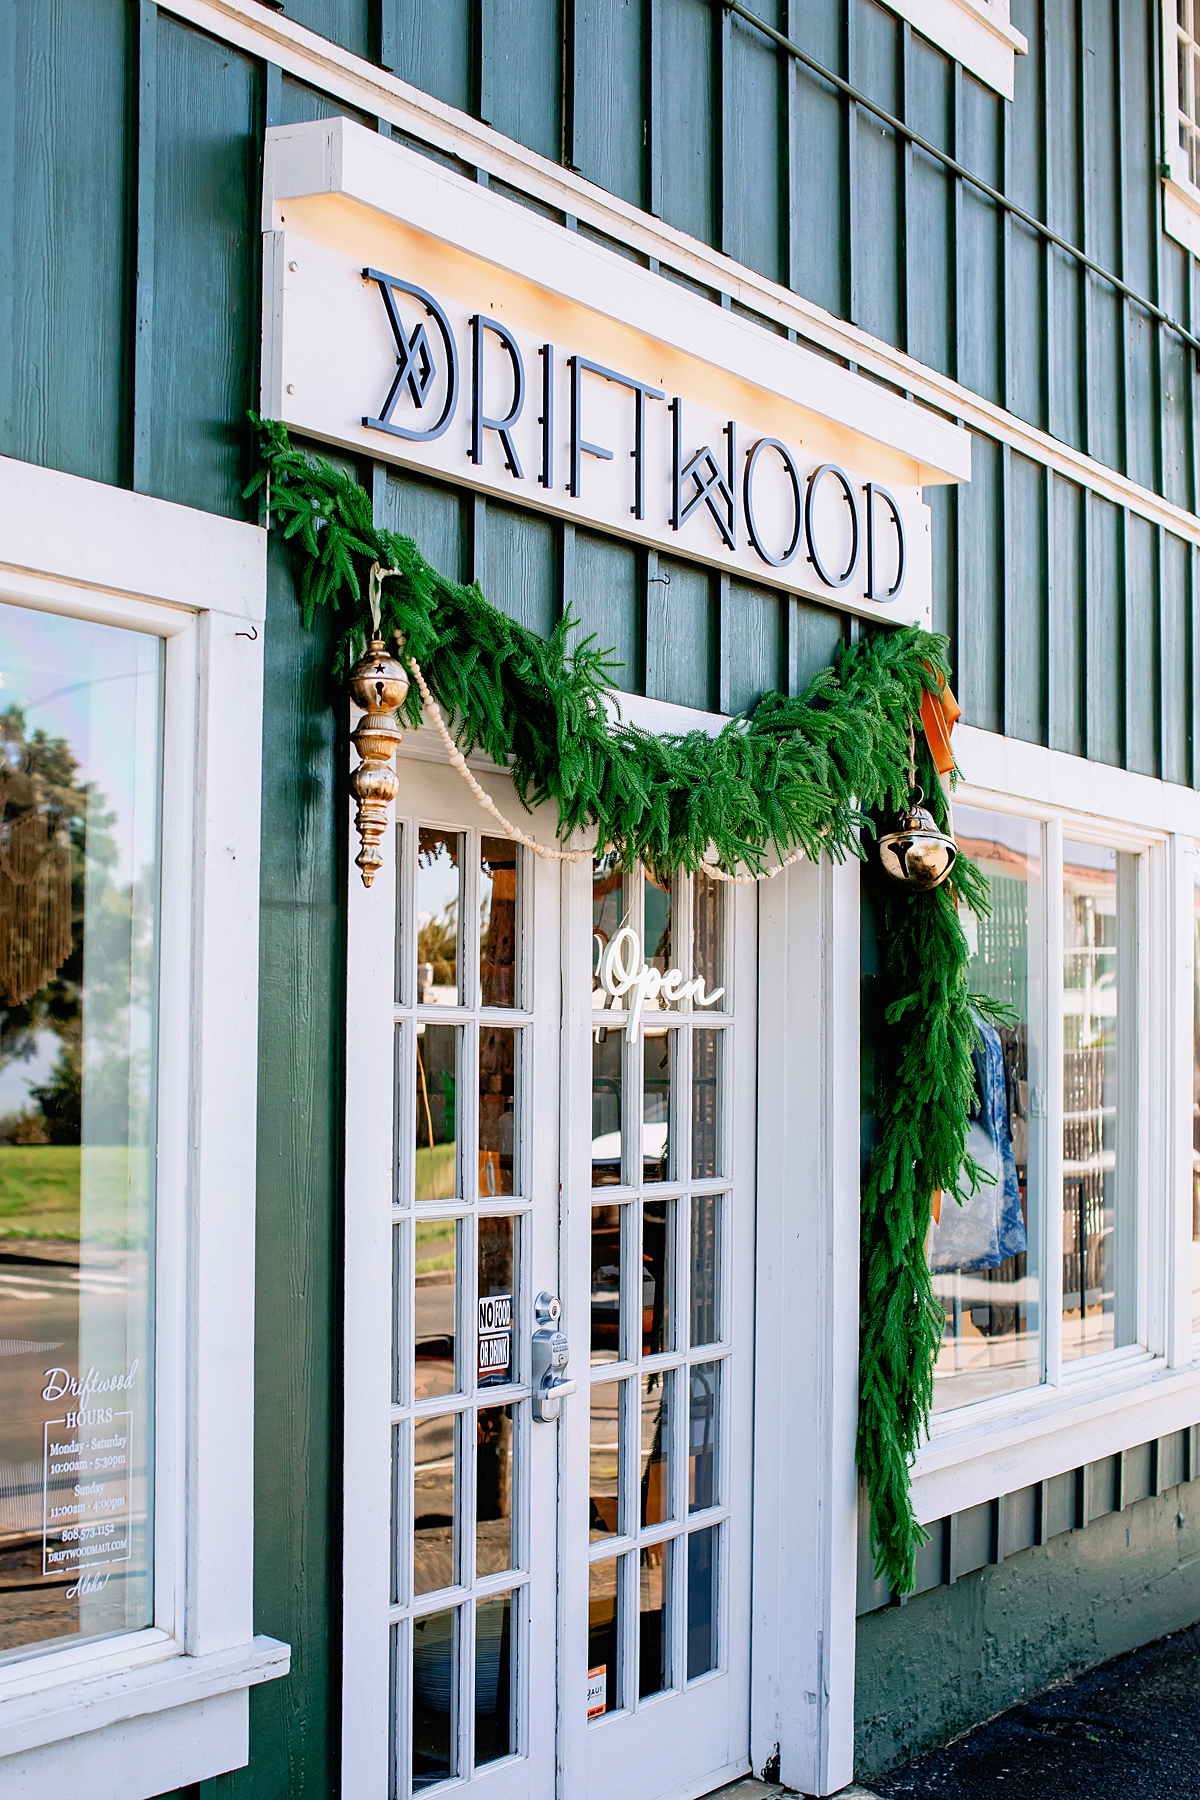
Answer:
864;1619;1200;1799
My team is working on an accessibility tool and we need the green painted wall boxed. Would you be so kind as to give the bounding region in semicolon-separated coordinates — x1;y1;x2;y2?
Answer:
855;1474;1200;1780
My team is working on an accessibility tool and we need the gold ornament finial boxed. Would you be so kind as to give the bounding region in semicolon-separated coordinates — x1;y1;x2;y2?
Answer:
348;633;409;887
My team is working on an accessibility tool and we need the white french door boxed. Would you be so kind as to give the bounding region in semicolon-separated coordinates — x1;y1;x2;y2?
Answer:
558;859;757;1800
343;754;563;1799
343;753;756;1800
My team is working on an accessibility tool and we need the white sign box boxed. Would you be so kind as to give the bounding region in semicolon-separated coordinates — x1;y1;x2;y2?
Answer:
262;119;971;630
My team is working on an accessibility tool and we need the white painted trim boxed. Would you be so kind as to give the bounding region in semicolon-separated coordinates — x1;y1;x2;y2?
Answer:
604;693;727;740
1163;177;1200;257
1169;836;1196;1367
1159;0;1200;256
953;725;1200;836
3;1691;247;1800
0;459;280;1780
909;1354;1200;1522
1043;813;1064;1386
158;0;1200;550
0;1637;288;1761
751;855;859;1798
0;456;266;620
339;762;396;1797
877;0;1027;101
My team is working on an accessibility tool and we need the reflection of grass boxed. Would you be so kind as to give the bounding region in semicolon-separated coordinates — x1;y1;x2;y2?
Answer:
415;1218;456;1277
415;1143;456;1204
0;1145;80;1238
417;1252;456;1274
0;1145;143;1243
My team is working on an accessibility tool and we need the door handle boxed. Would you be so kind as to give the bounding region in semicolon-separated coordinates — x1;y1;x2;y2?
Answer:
531;1291;577;1421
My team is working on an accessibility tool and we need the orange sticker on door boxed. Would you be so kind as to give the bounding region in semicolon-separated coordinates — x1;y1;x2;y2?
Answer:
586;1665;606;1718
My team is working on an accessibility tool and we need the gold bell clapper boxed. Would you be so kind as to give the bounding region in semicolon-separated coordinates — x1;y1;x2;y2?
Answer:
348;631;409;887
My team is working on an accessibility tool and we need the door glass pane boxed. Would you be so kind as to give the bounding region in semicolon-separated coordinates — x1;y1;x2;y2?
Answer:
642;1199;670;1355
592;1029;622;1187
477;1216;515;1388
642;1031;672;1182
686;1526;717;1679
416;1024;459;1201
640;1372;671;1526
691;1029;721;1178
644;873;672;981
479;838;517;1008
692;876;723;1002
0;604;161;1664
688;1362;719;1512
415;1219;458;1400
476;1407;513;1577
590;1381;622;1540
591;1204;623;1364
638;1542;669;1698
932;806;1043;1409
592;852;623;1022
414;1415;458;1594
413;1607;457;1789
587;1557;623;1717
478;1026;516;1196
1062;841;1137;1360
690;1196;721;1347
474;1590;513;1765
417;829;461;1004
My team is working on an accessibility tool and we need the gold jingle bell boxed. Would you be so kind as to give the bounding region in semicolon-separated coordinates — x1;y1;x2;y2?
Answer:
348;634;410;888
877;792;957;891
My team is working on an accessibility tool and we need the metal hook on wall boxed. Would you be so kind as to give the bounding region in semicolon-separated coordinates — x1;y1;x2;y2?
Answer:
235;625;259;640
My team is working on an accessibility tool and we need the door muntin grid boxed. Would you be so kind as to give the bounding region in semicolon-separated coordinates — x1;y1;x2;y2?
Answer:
392;822;535;1794
588;864;731;1724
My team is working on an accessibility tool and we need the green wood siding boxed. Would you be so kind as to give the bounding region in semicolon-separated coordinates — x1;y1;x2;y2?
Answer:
0;0;131;485
285;0;371;61
233;547;346;1800
148;16;260;517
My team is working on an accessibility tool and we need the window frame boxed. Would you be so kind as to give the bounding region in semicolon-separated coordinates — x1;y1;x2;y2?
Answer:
908;723;1200;1526
876;0;1028;101
1160;0;1200;254
0;460;286;1788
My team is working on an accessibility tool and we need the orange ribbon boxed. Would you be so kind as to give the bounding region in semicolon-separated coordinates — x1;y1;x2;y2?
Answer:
919;666;961;777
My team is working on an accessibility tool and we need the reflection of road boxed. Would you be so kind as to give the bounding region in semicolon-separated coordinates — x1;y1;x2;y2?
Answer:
590;1384;620;1537
0;1255;82;1482
414;1415;456;1594
415;1278;454;1345
415;1276;455;1401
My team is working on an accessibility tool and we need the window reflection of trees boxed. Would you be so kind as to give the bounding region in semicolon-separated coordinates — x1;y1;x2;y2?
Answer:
0;700;156;1242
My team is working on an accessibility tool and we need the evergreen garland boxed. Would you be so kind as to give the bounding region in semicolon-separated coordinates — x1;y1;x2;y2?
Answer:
247;417;990;1593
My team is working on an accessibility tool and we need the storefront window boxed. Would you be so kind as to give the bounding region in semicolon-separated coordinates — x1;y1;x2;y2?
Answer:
932;807;1042;1410
1061;841;1137;1360
0;602;161;1664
